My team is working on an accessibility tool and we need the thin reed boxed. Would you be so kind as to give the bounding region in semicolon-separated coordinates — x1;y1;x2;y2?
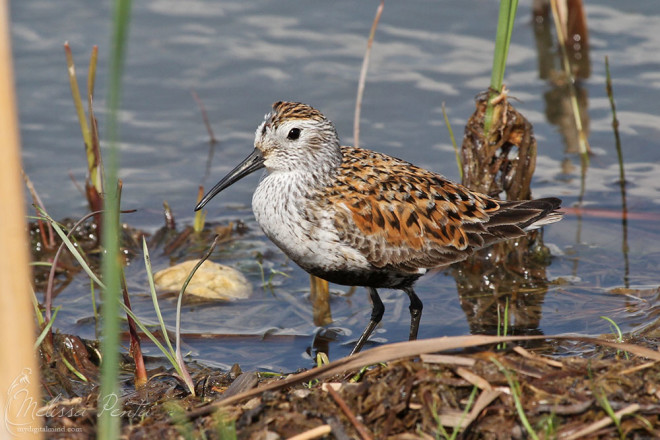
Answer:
483;0;518;136
98;1;133;439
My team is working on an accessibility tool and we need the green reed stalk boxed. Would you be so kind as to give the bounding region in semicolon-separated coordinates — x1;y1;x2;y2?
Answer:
605;56;629;288
483;0;518;137
441;102;461;179
98;0;132;439
492;358;539;440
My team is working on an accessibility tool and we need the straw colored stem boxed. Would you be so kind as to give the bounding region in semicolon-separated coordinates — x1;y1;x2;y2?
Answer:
86;46;104;194
64;42;92;152
0;0;43;436
353;0;384;149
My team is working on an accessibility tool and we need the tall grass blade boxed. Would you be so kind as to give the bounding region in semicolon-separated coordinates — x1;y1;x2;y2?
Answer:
42;209;104;323
492;358;539;440
64;42;92;152
34;306;61;349
595;388;623;438
484;0;518;136
143;237;176;357
175;235;221;396
98;0;132;438
61;355;89;382
441;102;461;179
38;208;106;289
30;285;45;326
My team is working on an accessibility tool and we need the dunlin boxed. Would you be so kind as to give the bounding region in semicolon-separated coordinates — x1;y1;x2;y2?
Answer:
196;101;562;354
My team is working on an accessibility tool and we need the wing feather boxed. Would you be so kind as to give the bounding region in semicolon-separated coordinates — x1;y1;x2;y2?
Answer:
323;147;561;273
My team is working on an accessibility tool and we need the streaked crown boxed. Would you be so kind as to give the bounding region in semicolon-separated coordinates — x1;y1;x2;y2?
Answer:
268;101;325;126
255;101;342;177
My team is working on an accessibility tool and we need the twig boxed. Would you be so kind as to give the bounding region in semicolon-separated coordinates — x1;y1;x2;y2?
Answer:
512;346;563;368
353;0;384;149
185;334;660;420
620;361;657;376
563;404;639;440
420;354;475;367
68;170;86;197
455;367;492;390
326;385;373;440
286;425;332;440
121;273;147;388
191;89;217;144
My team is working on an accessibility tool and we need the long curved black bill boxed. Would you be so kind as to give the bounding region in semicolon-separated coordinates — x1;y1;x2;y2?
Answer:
195;148;265;211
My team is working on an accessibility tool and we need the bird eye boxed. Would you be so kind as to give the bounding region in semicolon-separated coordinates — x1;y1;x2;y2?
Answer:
287;128;301;140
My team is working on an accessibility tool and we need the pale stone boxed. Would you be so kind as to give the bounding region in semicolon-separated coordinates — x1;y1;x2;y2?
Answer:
154;259;251;300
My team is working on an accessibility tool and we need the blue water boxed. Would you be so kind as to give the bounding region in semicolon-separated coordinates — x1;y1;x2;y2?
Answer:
14;0;660;370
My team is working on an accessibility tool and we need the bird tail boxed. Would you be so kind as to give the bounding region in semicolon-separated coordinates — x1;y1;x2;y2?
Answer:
517;197;563;230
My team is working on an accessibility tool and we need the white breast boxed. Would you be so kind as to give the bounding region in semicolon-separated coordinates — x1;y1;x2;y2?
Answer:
252;171;370;273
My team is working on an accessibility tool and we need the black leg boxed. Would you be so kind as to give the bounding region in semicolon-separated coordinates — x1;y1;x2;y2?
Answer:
403;286;423;341
350;287;384;355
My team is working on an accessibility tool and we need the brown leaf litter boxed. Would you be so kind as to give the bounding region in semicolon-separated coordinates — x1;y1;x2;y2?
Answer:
37;334;660;439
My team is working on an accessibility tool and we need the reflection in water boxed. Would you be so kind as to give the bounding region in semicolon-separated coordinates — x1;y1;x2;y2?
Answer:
543;84;589;156
309;275;332;326
534;0;631;294
533;0;590;81
534;0;591;156
452;236;551;336
533;0;596;289
191;90;219;187
457;90;553;338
